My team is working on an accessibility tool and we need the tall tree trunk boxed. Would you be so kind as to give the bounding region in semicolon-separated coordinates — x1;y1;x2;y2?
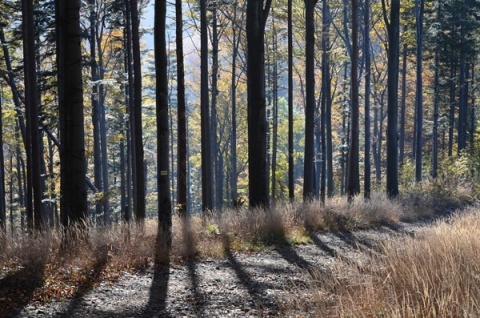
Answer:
176;0;187;217
211;5;221;208
247;0;272;208
364;0;371;199
347;0;359;200
383;0;400;197
200;0;213;211
399;44;407;165
23;0;43;230
97;48;110;225
230;2;242;207
287;0;295;201
431;1;440;179
448;60;456;156
154;0;172;266
324;1;334;198
130;0;146;221
0;82;4;232
414;0;424;182
89;0;104;221
271;11;278;202
469;63;475;154
303;0;317;200
458;6;468;152
57;0;88;227
322;0;333;199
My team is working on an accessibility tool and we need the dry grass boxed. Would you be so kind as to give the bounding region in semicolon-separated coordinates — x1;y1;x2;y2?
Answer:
0;184;476;313
287;207;480;317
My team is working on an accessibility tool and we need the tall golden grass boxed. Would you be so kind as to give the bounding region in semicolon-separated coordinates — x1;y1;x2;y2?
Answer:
288;207;480;317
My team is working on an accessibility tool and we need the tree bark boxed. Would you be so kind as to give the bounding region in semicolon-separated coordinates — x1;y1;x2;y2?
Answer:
176;0;187;217
383;0;400;197
287;0;295;201
364;0;371;199
154;0;172;266
414;0;424;182
347;0;359;201
23;0;44;230
303;0;317;200
57;0;88;227
247;0;271;208
130;0;146;221
200;0;213;211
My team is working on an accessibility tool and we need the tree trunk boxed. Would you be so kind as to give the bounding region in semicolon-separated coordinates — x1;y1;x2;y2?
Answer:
230;2;243;207
458;6;468;152
271;12;278;202
0;81;4;232
399;44;407;165
324;0;334;198
176;0;187;217
247;0;271;208
347;0;359;200
303;0;317;200
89;0;104;222
364;0;371;199
211;4;221;208
414;0;424;182
287;0;295;201
154;0;172;266
130;0;146;221
23;0;44;230
57;0;88;227
200;0;213;211
431;2;440;179
383;0;400;197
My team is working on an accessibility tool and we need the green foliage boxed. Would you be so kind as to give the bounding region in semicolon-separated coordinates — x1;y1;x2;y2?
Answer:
205;223;221;235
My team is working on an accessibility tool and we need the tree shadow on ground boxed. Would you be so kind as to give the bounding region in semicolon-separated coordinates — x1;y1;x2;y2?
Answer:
0;257;46;317
333;231;377;253
143;266;170;318
142;220;171;318
223;235;278;315
183;218;206;316
54;245;109;318
304;226;337;258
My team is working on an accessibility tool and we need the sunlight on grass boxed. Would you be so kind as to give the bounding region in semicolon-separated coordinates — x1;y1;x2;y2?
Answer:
286;207;480;317
0;183;477;312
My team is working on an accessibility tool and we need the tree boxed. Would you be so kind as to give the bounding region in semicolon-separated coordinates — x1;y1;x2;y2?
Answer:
432;0;440;178
414;0;424;182
56;0;88;227
22;0;44;230
176;0;187;217
130;0;146;221
154;0;172;266
383;0;400;197
287;0;294;201
0;80;4;232
364;0;371;199
347;0;359;201
200;0;213;211
247;0;272;208
303;0;318;200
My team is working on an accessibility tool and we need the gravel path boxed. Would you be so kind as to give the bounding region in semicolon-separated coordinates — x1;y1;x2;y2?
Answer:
13;222;424;318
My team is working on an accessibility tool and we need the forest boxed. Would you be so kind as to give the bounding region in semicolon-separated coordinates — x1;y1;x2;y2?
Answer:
1;0;480;316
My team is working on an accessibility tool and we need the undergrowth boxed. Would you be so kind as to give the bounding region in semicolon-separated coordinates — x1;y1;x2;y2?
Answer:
0;180;476;315
287;207;480;317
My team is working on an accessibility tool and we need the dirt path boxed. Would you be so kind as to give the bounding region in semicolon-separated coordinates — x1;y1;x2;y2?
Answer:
13;222;425;318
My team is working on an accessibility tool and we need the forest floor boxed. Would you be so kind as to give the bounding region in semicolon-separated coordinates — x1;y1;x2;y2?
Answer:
9;219;429;318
